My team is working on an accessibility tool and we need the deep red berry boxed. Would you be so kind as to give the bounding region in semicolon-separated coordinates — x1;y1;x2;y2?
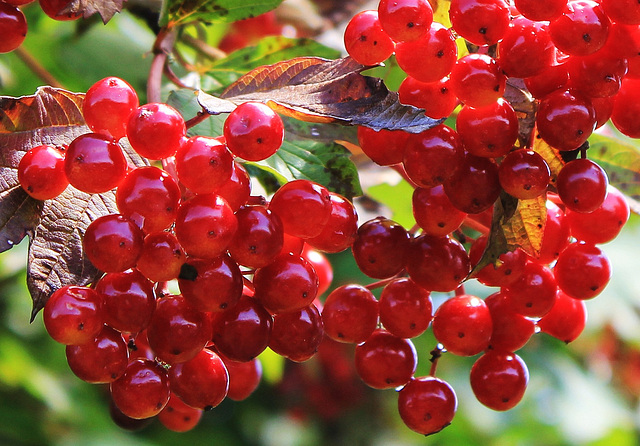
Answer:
538;290;587;343
176;135;234;194
449;54;506;108
174;194;238;259
378;0;433;42
406;234;471;292
498;17;556;79
110;359;170;419
611;78;640;138
398;377;457;435
66;326;128;383
354;329;417;389
300;245;333;295
306;192;358;253
83;214;144;273
443;153;501;214
379;278;432;338
322;284;379;344
566;186;630;244
538;200;572;264
524;63;570;99
432;294;492;356
398;76;458;119
116;166;181;233
227;205;284;268
96;269;156;334
65;133;127;193
0;2;27;53
557;158;608;213
223;102;284;161
395;22;458;83
43;285;103;345
158;393;203;432
498;149;551;199
485;292;535;352
39;0;82;20
554;242;611;300
536;90;596;151
178;255;243;312
449;0;510;46
356;126;409;166
168;349;229;410
601;0;640;24
18;144;68;200
216;161;251;211
126;103;186;160
135;231;185;282
344;10;395;65
549;0;610;56
514;0;566;20
352;217;410;279
269;304;324;362
470;351;529;411
83;77;139;140
456;99;519;158
469;236;527;288
504;261;558;318
221;355;262;401
412;185;467;237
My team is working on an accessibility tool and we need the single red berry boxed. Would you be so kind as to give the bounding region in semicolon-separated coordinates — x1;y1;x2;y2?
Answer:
352;217;410;279
65;133;127;193
379;278;432;339
443;153;501;214
568;52;628;99
176;135;234;194
378;0;433;42
566;186;630;244
601;0;640;24
227;205;284;268
18;144;68;200
322;284;379;344
269;303;324;362
611;78;640;138
43;285;103;345
514;0;566;20
432;294;492;356
135;231;185;282
398;76;458;119
306;192;358;253
412;185;467;237
39;0;82;20
344;10;395;65
126;103;186;160
216;161;252;211
83;214;144;273
220;355;262;401
524;63;570;99
356;126;409;166
178;255;243;312
158;393;203;432
485;292;535;352
223;102;284;161
0;3;27;53
110;359;170;419
504;261;558;318
498;149;551;200
449;0;510;46
538;290;587;343
536;90;596;151
469;236;527;288
554;242;611;300
83;77;139;140
168;349;229;410
449;54;506;108
398;377;457;435
557;158;608;213
549;0;610;56
498;17;556;79
406;234;471;292
65;325;128;383
470;351;529;411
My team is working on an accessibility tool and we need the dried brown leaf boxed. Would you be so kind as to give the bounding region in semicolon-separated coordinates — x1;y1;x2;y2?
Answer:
60;0;127;23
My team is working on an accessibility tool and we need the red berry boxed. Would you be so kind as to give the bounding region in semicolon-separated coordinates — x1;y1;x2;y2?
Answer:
217;161;252;211
223;102;284;161
227;205;284;268
449;54;506;108
537;290;587;343
221;355;262;401
514;0;566;21
168;349;229;410
39;0;82;20
176;135;234;194
352;217;410;279
356;126;409;166
536;89;596;151
498;149;551;200
538;200;572;264
611;78;640;138
83;77;139;140
83;214;144;273
43;285;103;345
549;0;610;56
158;393;203;432
65;133;127;193
498;17;556;79
412;185;467;237
554;242;611;300
178;256;243;312
110;359;170;419
601;0;640;24
406;234;471;292
379;278;432;338
568;52;628;98
0;2;27;53
398;377;457;435
469;236;527;288
65;325;128;383
322;284;379;344
524;63;570;99
485;292;535;352
18;144;68;200
443;153;501;214
566;186;630;244
432;294;492;356
504;261;558;318
557;158;608;213
470;351;529;411
306;192;358;253
135;231;185;282
269;304;324;362
449;0;510;46
398;76;458;119
126;103;186;160
344;10;395;65
300;245;333;295
378;0;433;42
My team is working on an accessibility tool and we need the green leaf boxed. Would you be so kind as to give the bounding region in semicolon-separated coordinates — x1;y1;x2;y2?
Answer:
207;36;340;88
162;0;283;27
366;180;416;229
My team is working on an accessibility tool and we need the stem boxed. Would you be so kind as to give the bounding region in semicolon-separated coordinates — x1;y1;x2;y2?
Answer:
455;284;466;296
461;215;490;235
14;46;64;88
429;344;444;377
155;281;171;297
147;28;177;103
181;33;227;60
185;111;210;129
365;272;405;290
163;63;191;89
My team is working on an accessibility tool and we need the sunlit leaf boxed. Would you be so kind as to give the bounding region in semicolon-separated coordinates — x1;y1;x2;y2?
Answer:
163;0;282;27
532;130;565;188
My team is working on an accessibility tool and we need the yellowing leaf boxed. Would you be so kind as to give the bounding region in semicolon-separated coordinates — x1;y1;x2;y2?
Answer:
532;130;565;188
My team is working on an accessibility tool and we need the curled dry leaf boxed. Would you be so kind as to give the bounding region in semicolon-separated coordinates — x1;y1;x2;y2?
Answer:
59;0;127;23
0;87;147;319
198;56;444;132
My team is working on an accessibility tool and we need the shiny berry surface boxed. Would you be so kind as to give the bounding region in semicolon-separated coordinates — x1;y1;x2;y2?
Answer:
432;294;492;356
406;234;471;292
398;76;458;119
357;126;409;166
178;256;243;312
83;77;139;140
65;325;128;383
443;153;501;214
176;135;234;194
126;103;186;160
567;186;630;244
0;2;27;53
398;377;457;435
554;242;611;300
412;185;467;237
449;54;506;108
18;144;68;200
65;133;127;193
344;10;395;65
470;351;529;411
223;102;284;161
549;0;610;56
379;278;432;339
538;290;587;343
536;90;596;151
306;192;358;253
135;231;185;282
83;214;144;273
110;359;170;419
498;149;550;200
352;217;410;279
39;0;82;20
158;393;203;432
505;261;558;318
169;349;229;410
378;0;433;42
43;285;103;345
227;205;284;268
322;284;379;344
557;158;608;213
269;304;324;362
449;0;510;45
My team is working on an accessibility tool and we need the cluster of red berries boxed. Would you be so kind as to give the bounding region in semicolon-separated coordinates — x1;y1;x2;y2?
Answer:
337;0;635;436
0;0;86;54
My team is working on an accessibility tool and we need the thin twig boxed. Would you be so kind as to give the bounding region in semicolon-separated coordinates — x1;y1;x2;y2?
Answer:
181;33;227;60
185;111;210;129
14;46;64;88
147;28;177;103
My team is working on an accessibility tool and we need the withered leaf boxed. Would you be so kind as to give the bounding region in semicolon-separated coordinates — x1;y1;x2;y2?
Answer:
60;0;126;23
504;79;537;149
199;56;443;132
0;87;147;318
532;130;565;189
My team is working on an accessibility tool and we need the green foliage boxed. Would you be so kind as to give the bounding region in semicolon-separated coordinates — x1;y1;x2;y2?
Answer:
162;0;283;27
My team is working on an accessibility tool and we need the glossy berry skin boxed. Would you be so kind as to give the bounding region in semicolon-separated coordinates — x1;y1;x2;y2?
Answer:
549;1;610;56
354;329;417;389
306;192;358;253
406;234;470;293
412;185;466;237
498;149;550;200
39;0;82;20
253;254;318;313
176;136;234;194
398;76;458;119
65;133;127;193
96;269;156;334
504;261;558;318
395;23;458;84
398;377;457;435
168;349;229;410
108;397;153;431
403;125;464;188
126;103;186;160
568;53;628;99
221;356;262;401
269;179;332;239
485;292;535;352
227;205;284;268
515;0;565;21
611;78;640;138
116;166;181;233
65;326;128;383
470;351;529;411
602;0;640;24
379;278;432;339
443;154;501;214
135;231;185;282
469;236;527;288
83;77;139;140
538;201;572;264
269;304;324;362
456;99;519;158
217;161;251;211
300;246;333;296
178;256;243;312
378;0;433;42
43;285;103;345
432;294;492;356
344;10;395;65
524;64;570;99
498;17;555;79
174;194;238;259
322;284;379;344
352;217;410;279
210;295;273;362
223;102;284;161
536;90;596;151
110;359;170;419
356;126;409;166
557;158;608;213
146;295;213;364
83;214;144;273
567;186;630;244
0;3;27;53
538;290;587;343
158;393;203;432
18;144;68;200
449;54;506;108
449;0;510;46
554;243;611;300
